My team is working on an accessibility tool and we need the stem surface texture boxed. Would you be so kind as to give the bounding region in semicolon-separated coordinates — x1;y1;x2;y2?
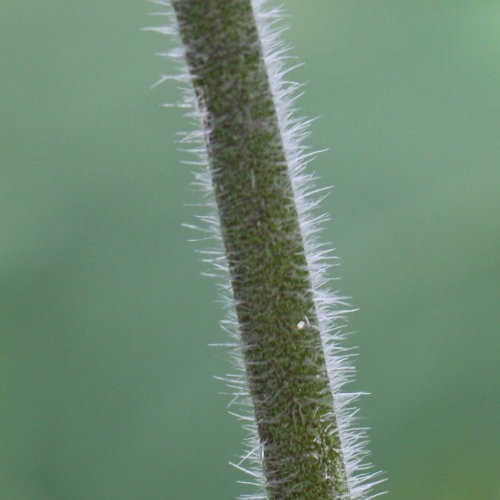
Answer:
171;1;364;498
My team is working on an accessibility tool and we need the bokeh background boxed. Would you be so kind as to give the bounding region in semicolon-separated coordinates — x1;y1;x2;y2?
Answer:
1;1;499;498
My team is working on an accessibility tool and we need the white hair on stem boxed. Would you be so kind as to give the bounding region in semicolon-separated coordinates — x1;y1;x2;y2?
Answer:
147;0;385;498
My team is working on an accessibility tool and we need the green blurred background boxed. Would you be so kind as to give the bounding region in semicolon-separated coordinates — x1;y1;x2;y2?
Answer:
1;1;499;498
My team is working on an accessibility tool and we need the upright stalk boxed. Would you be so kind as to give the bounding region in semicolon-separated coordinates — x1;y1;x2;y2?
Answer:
161;1;379;498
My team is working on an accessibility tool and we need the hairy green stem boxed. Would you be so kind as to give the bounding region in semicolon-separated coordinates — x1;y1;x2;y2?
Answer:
172;0;350;498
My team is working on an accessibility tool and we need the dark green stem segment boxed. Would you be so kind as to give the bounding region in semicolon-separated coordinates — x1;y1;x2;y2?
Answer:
172;1;350;498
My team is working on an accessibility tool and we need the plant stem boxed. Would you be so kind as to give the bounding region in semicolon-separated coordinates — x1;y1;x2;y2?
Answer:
172;0;351;498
